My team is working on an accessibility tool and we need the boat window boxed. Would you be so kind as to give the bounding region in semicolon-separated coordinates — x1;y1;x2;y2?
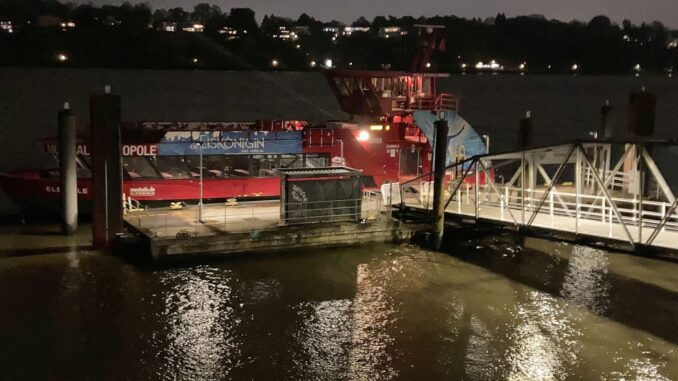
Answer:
223;156;251;177
251;155;278;176
304;153;330;168
154;156;192;179
279;154;302;169
422;77;432;95
185;155;225;178
76;155;92;178
123;156;160;179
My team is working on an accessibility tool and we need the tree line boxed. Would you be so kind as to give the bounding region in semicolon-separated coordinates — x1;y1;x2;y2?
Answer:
0;0;676;74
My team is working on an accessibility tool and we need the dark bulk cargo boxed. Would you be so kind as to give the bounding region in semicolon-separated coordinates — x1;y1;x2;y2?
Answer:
275;167;363;225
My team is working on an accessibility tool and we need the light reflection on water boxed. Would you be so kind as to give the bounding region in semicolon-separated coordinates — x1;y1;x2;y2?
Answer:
0;235;677;380
154;266;242;380
506;291;579;380
560;245;611;314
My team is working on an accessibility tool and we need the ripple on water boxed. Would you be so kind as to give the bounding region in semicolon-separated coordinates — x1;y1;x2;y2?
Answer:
560;245;611;314
153;265;243;380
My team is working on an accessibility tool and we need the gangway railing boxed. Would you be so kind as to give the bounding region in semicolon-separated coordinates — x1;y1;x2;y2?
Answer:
396;140;678;252
122;193;143;214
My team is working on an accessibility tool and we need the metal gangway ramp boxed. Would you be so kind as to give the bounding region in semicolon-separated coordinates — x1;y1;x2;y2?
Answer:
395;140;678;252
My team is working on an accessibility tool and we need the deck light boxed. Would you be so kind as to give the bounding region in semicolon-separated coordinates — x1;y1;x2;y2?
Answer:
57;53;68;62
324;59;333;69
271;59;279;67
192;57;198;63
425;62;431;69
358;130;370;141
310;60;316;68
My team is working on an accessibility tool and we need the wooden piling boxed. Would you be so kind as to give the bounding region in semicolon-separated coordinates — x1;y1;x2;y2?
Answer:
431;119;449;250
90;89;122;250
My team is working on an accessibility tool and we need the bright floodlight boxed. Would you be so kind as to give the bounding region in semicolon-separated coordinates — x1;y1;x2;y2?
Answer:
357;130;369;141
310;60;316;68
425;62;431;68
324;59;333;68
271;59;279;67
57;54;67;62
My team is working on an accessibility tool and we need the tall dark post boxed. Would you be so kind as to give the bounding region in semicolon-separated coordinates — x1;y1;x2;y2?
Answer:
90;88;122;250
517;111;533;149
431;118;449;250
600;100;613;139
58;102;78;234
629;87;656;138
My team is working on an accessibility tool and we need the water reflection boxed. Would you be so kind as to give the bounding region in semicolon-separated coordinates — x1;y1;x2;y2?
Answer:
0;237;676;380
347;263;397;380
155;266;241;380
609;356;672;381
506;291;580;380
293;299;352;380
463;314;503;379
560;245;611;314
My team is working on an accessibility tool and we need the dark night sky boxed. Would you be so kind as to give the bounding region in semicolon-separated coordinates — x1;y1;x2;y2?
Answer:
73;0;678;28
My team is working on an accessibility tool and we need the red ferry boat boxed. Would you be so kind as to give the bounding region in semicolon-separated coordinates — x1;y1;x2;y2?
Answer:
0;28;488;213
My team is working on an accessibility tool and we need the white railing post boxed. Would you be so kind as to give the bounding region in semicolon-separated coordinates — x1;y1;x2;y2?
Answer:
601;197;605;223
475;161;480;219
637;145;644;244
500;194;505;221
457;187;461;213
575;146;581;235
505;186;509;210
549;191;554;227
609;207;613;238
662;202;666;232
521;151;526;226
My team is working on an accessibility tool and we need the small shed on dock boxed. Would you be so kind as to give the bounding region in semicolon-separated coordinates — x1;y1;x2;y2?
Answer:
275;167;363;225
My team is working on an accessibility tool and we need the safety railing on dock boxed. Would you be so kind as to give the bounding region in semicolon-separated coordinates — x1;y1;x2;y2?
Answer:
124;191;392;239
396;140;678;251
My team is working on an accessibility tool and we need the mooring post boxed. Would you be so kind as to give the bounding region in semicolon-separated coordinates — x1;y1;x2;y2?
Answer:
58;102;78;235
90;86;123;250
600;100;613;139
431;118;449;250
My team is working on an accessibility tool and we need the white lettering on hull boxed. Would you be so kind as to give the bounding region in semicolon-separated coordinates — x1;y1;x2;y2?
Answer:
130;187;156;197
45;186;88;194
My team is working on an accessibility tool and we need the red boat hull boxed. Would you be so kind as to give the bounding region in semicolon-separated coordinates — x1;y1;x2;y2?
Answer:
0;170;281;212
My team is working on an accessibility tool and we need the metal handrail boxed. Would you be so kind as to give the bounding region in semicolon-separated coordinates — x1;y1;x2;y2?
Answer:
125;195;391;238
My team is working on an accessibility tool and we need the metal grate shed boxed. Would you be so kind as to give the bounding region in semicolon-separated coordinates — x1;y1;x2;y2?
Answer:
274;167;363;225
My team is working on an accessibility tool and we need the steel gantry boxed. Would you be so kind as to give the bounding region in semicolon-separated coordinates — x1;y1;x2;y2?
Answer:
397;139;678;252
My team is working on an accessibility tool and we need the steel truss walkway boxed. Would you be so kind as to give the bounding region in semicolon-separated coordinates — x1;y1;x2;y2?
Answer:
391;140;678;252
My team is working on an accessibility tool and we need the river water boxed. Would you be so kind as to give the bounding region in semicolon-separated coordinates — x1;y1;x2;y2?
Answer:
0;231;676;380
